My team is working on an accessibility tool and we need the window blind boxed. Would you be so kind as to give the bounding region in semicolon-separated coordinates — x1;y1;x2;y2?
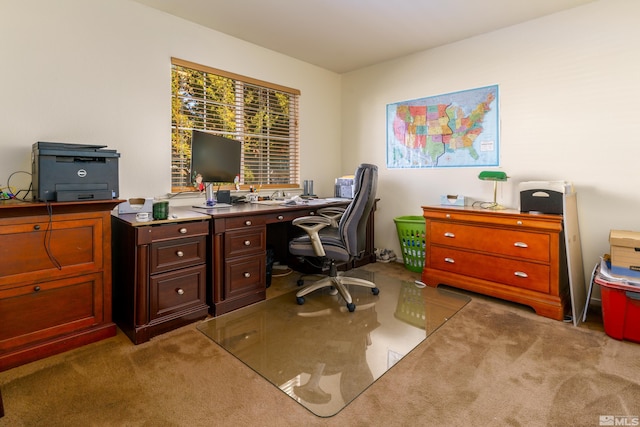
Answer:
170;58;300;192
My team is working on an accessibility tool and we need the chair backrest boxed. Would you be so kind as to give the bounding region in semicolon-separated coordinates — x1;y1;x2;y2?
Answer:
338;163;378;257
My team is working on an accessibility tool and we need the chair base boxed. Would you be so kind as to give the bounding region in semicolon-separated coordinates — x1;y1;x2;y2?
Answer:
295;272;379;312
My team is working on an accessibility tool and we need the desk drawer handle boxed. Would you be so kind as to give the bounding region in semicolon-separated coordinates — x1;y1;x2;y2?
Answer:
33;286;41;292
176;288;185;295
514;242;528;248
514;271;528;278
176;250;184;257
444;232;455;238
243;272;251;278
34;224;41;231
244;240;251;246
179;228;187;234
245;220;252;226
277;215;284;220
444;257;455;263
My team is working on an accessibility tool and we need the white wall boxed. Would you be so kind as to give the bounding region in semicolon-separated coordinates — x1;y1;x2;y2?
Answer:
0;0;342;201
342;0;640;297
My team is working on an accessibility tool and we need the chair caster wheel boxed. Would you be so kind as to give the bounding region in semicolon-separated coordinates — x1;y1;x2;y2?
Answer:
372;287;380;296
297;279;304;286
347;302;356;312
296;296;305;305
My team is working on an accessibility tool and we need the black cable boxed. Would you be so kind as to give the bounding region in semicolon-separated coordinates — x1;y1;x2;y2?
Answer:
44;202;62;270
7;170;32;200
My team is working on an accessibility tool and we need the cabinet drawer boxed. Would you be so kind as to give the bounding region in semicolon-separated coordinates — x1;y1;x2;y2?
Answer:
0;273;103;351
0;218;102;288
429;221;550;262
429;246;550;293
225;216;266;230
225;228;266;257
138;221;209;244
150;236;206;274
149;264;206;321
224;254;266;300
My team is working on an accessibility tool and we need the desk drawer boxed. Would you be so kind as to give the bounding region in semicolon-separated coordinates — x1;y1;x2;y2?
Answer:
225;228;266;257
225;216;267;230
225;254;266;300
429;221;550;262
149;264;206;320
139;221;209;244
150;236;207;274
429;246;550;293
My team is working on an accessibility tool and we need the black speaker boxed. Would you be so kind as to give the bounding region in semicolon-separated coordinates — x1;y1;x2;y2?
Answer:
216;190;231;204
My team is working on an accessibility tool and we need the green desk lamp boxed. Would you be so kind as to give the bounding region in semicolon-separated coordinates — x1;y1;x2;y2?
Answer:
478;171;508;210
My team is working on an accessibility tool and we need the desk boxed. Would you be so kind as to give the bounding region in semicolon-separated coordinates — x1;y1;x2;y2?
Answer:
112;199;377;343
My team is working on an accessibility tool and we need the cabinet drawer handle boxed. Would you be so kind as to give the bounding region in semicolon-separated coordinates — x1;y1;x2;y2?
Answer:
277;215;284;220
514;242;528;248
33;224;41;231
514;271;528;278
179;228;188;234
516;220;523;225
176;288;185;295
444;232;455;238
444;257;455;263
34;286;41;292
176;250;184;257
243;272;251;278
244;240;251;246
245;220;252;226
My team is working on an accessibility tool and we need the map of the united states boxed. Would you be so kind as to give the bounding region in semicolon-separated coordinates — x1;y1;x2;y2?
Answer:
387;85;498;168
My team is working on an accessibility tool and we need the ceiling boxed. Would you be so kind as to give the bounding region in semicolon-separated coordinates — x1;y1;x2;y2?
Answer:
132;0;595;73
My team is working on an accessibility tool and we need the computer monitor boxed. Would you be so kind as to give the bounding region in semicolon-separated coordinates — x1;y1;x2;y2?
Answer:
190;130;241;185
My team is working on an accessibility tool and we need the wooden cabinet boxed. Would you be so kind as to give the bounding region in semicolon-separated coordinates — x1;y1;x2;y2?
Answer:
0;200;120;371
111;211;210;344
422;206;569;320
211;214;267;315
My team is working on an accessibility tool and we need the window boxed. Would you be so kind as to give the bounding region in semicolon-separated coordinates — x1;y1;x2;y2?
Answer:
170;58;300;193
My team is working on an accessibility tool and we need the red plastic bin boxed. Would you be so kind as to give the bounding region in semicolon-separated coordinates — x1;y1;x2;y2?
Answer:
594;275;640;343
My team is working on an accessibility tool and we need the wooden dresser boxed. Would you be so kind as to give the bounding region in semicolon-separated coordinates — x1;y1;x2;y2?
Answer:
111;209;210;344
422;205;569;320
0;199;121;371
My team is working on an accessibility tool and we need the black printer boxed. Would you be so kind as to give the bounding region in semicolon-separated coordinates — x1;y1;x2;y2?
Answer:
31;142;120;202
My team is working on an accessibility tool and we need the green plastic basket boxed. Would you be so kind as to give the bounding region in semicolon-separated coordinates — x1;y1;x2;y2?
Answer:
393;216;426;273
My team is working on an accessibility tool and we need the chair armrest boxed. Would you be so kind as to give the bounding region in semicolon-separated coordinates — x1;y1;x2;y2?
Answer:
292;216;332;257
318;207;345;228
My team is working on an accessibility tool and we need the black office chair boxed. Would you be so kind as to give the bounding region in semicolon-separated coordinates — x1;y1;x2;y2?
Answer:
289;163;379;312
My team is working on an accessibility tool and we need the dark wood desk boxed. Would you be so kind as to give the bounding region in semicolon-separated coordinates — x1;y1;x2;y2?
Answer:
111;199;377;343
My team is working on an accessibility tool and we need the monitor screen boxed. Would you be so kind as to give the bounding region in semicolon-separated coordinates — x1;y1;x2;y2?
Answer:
190;130;241;184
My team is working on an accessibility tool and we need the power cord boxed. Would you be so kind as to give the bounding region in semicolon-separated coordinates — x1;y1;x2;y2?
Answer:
44;202;62;270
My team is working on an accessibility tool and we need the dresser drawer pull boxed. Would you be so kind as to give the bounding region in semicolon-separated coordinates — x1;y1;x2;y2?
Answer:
514;271;528;278
179;228;188;234
176;288;185;295
514;242;528;248
444;232;455;238
244;240;251;246
277;215;284;220
444;257;455;263
245;220;252;226
34;286;41;292
516;220;523;225
176;250;184;257
243;272;251;278
34;224;41;231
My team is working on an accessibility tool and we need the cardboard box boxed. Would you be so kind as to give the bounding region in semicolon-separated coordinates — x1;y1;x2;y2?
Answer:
440;195;466;207
609;230;640;278
595;274;640;343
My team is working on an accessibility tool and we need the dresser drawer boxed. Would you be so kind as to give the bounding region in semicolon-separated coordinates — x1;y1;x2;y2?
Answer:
429;246;550;293
429;221;550;262
150;236;206;274
149;264;206;321
0;217;102;288
138;220;209;244
224;254;266;300
0;273;103;351
225;227;266;257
